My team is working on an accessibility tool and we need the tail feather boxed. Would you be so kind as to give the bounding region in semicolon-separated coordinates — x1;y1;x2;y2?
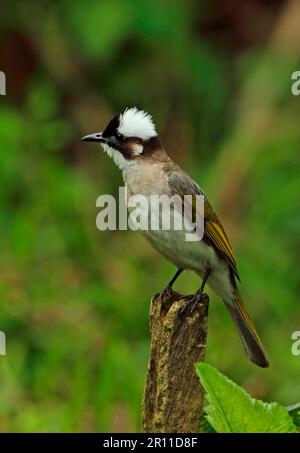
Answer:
225;289;269;368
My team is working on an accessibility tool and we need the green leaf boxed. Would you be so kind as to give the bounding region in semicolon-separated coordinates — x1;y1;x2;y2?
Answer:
196;363;297;433
287;403;300;428
200;413;216;433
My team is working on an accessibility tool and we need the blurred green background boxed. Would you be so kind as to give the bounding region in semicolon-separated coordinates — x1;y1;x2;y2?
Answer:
0;0;300;432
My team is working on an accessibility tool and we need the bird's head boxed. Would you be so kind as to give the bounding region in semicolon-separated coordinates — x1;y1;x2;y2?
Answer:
82;107;164;170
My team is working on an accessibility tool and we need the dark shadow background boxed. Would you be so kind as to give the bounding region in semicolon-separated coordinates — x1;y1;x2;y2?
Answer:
0;0;299;432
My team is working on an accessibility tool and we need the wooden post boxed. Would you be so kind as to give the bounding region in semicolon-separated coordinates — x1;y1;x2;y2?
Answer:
142;289;209;433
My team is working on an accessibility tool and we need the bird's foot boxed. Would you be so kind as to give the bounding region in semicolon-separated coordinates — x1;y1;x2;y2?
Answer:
160;285;174;299
180;289;206;316
153;285;181;304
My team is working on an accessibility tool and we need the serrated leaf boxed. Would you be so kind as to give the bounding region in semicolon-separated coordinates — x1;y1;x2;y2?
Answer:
287;403;300;428
200;413;216;433
196;363;297;433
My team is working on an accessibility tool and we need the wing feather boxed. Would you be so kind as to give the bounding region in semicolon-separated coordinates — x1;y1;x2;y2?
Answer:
166;164;239;280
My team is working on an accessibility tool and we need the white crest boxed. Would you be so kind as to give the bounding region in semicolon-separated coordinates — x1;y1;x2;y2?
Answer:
118;107;157;141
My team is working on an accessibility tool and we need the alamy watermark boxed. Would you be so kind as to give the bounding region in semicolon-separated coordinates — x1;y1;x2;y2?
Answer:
96;187;204;241
291;71;300;96
291;331;300;356
0;71;6;95
0;331;6;355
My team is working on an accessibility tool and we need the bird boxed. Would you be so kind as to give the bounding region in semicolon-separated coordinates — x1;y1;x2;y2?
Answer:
82;107;269;368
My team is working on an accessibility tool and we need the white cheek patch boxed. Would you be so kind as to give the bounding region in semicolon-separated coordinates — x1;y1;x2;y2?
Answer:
100;143;134;171
132;143;143;156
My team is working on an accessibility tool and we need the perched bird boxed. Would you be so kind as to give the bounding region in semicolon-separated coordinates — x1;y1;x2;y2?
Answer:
82;107;269;368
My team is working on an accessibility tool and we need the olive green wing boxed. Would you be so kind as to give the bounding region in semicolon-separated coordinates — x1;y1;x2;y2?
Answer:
167;166;240;280
204;198;239;280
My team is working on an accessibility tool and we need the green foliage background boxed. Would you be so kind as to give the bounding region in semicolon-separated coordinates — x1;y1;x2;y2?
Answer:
0;0;299;432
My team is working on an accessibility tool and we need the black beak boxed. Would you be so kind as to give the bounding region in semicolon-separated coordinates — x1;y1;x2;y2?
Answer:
81;132;106;143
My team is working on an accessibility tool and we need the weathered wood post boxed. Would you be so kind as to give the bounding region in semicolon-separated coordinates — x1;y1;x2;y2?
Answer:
142;289;209;433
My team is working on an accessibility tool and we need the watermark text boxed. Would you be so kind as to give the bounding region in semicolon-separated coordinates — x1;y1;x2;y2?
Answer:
96;187;204;241
0;71;6;95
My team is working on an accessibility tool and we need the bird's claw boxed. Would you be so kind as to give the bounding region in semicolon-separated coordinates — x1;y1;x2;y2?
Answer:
153;285;175;303
180;290;204;316
160;285;174;299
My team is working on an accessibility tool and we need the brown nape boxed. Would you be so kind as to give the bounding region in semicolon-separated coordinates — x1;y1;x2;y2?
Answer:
121;136;170;162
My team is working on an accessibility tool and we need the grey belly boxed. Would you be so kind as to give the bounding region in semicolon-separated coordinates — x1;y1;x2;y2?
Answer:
141;228;235;303
142;228;209;273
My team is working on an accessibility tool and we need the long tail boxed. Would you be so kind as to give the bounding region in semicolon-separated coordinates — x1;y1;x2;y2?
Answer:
224;288;269;368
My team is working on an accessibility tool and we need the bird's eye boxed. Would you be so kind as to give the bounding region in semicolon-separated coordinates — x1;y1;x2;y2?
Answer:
115;132;123;141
